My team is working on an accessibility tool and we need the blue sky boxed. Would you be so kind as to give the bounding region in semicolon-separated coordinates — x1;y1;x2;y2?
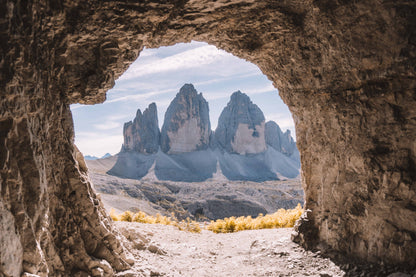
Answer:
71;41;295;157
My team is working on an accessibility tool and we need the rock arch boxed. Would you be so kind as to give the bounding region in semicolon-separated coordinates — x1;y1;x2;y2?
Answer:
1;0;415;275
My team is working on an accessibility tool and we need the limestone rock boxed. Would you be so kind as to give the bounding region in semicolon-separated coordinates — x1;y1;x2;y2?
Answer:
280;130;296;156
215;91;266;155
2;0;415;274
123;103;160;154
265;121;298;158
160;84;211;154
265;121;283;151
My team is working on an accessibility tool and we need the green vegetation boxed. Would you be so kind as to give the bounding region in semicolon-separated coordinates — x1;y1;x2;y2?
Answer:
110;204;303;234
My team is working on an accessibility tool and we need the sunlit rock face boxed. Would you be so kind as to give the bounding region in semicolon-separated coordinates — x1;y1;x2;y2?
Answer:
122;103;160;154
114;84;299;182
215;91;267;155
161;84;211;154
1;0;415;275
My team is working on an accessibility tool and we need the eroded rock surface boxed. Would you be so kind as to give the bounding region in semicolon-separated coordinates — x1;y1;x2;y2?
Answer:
265;121;298;157
115;86;299;182
1;0;415;275
123;103;160;154
160;84;211;154
215;91;267;154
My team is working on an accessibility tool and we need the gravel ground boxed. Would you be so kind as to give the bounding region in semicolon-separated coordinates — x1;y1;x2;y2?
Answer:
114;222;416;277
115;222;345;277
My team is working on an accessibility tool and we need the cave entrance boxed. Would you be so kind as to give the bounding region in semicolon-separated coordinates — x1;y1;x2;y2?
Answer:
70;41;304;222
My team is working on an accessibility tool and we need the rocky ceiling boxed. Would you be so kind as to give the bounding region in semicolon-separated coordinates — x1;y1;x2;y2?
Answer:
1;0;415;276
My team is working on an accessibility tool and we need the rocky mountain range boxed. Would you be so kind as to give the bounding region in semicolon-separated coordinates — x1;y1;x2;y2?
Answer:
108;84;300;182
84;153;112;160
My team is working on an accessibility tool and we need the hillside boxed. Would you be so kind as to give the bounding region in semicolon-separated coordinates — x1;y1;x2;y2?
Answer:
87;156;303;220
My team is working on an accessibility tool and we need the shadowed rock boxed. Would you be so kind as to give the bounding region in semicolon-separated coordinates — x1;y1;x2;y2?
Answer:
265;121;298;158
123;103;160;154
215;91;266;155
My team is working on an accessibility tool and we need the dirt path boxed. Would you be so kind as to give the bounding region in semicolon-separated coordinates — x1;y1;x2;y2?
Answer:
115;222;345;277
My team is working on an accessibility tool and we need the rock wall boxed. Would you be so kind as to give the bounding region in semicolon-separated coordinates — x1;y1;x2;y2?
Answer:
161;84;211;154
123;103;160;154
265;121;297;156
1;0;415;275
215;91;266;154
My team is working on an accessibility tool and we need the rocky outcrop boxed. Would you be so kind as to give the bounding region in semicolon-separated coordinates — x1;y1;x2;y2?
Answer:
2;0;415;275
265;121;297;157
160;84;211;154
114;87;300;182
123;103;160;154
215;91;266;155
281;130;296;156
265;121;283;151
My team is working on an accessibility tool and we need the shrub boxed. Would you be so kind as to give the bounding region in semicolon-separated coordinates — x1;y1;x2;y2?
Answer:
111;204;303;234
110;210;201;233
206;204;303;233
119;211;134;222
110;208;119;221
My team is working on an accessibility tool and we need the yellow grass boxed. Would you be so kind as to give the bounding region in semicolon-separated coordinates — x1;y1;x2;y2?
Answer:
110;209;201;233
110;204;303;234
206;204;303;233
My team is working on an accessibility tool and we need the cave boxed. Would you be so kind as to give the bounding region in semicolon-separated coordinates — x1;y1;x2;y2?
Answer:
1;0;415;276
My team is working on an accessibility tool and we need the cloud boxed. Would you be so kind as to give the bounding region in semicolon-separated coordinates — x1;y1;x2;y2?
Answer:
94;121;122;130
119;45;231;80
106;114;131;122
75;132;123;157
105;88;178;104
242;84;277;95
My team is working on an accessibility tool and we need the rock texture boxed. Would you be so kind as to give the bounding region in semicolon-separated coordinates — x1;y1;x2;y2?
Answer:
215;91;267;154
160;84;211;154
1;0;415;275
116;86;299;182
122;103;160;154
265;121;297;156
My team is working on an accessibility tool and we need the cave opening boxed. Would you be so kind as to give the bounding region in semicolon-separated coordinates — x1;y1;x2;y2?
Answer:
70;41;304;223
3;1;415;275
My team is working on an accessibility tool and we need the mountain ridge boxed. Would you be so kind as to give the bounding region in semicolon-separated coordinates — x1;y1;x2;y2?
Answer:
110;84;299;182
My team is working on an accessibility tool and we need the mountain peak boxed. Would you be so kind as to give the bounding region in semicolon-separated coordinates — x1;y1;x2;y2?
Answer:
265;121;296;156
161;84;211;154
215;91;266;154
178;83;198;95
122;103;160;154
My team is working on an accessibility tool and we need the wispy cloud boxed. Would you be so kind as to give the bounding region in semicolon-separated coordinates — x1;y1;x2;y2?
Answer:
243;84;277;95
71;42;295;156
105;88;178;104
119;45;231;80
94;121;122;130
